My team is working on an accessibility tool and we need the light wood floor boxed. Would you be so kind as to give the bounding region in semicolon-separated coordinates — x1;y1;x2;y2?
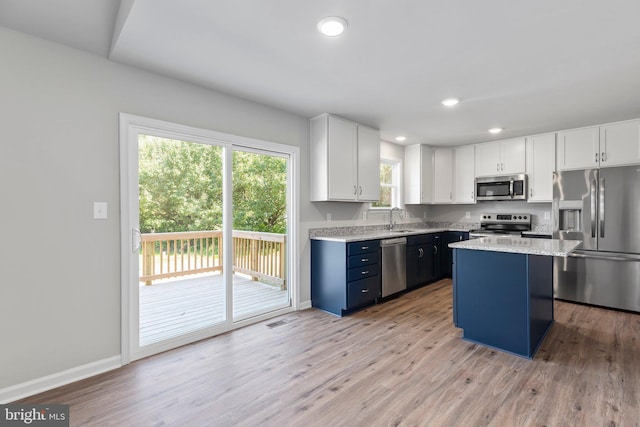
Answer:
17;279;640;426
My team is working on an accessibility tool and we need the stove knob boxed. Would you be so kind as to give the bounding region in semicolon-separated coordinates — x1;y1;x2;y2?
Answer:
524;215;528;220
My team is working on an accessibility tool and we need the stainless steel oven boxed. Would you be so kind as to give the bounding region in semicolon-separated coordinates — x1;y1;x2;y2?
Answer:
469;213;532;238
475;174;527;201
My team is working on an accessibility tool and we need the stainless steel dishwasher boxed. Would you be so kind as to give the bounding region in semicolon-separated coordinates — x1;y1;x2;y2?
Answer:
381;237;407;297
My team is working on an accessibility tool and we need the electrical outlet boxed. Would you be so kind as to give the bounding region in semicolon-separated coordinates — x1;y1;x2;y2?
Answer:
362;211;367;220
465;211;471;219
327;213;332;221
544;211;551;220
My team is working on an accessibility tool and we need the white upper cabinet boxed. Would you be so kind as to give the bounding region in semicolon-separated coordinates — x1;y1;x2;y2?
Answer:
557;120;640;171
599;119;640;167
310;114;380;202
475;137;526;177
454;145;476;204
433;148;454;203
356;124;382;201
556;126;599;171
404;144;433;204
526;133;555;202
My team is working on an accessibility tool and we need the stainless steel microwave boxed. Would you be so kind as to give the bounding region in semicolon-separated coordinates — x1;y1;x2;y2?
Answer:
475;174;528;201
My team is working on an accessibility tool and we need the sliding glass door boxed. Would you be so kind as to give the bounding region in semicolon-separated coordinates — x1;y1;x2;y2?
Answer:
120;114;296;362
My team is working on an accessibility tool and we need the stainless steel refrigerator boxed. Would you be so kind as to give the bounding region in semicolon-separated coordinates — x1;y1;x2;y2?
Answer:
553;166;640;312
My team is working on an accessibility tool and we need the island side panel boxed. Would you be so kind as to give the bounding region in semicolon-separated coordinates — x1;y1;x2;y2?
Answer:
455;249;529;357
311;240;347;315
527;254;554;355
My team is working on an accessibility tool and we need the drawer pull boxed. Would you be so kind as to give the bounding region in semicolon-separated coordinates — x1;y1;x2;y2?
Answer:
361;246;369;250
361;258;369;262
361;289;369;293
361;270;369;275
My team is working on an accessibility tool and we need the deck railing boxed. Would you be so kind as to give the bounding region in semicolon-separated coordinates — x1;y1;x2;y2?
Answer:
140;230;286;289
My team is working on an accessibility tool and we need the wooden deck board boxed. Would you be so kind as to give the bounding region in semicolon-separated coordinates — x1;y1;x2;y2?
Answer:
139;273;289;345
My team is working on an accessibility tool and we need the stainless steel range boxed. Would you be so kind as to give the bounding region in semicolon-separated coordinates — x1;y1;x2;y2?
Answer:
470;213;532;238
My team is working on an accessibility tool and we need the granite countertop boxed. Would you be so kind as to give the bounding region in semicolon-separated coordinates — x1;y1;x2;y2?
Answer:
449;236;582;257
311;227;450;243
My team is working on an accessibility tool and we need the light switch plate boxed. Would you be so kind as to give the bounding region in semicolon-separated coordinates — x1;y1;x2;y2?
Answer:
544;211;551;220
465;211;471;219
93;202;108;219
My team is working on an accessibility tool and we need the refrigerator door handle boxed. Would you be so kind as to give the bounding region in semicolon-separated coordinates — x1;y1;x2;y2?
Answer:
569;251;640;262
590;180;596;238
599;177;605;238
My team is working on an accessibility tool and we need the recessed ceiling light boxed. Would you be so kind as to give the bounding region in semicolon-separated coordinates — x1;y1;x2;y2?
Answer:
489;128;503;134
441;98;460;107
395;136;407;142
317;17;348;37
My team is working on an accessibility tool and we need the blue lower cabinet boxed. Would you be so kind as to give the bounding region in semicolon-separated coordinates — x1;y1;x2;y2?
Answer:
311;239;381;316
453;248;553;359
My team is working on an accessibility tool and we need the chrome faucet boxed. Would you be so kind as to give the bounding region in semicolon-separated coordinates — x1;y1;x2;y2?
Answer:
389;207;401;230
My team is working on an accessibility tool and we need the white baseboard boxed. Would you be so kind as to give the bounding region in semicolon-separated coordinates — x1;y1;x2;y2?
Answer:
0;355;121;404
298;300;312;310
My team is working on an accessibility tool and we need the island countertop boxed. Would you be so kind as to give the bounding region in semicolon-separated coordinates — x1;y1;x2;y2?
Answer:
449;235;582;257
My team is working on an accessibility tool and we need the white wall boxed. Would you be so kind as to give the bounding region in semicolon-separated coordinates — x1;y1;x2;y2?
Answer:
0;27;310;391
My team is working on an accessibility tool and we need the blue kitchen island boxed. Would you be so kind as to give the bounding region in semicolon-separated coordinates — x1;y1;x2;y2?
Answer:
449;236;581;359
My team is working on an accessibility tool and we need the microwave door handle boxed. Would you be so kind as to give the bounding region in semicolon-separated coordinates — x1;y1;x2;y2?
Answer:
509;179;514;199
590;180;596;238
599;177;605;238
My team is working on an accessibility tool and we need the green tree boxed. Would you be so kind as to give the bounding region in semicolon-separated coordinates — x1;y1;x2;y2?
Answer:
138;135;286;234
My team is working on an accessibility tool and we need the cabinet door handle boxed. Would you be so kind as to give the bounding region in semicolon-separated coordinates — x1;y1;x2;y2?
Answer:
595;152;599;163
471;191;474;200
361;246;369;250
418;248;423;258
361;289;369;293
361;270;369;275
530;188;533;197
496;163;499;171
359;186;363;195
361;258;369;262
434;245;438;254
501;163;504;171
354;185;357;195
601;152;606;162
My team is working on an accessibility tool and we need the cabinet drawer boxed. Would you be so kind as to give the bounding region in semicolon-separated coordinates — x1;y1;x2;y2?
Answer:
347;252;379;269
407;233;434;246
347;240;379;256
347;276;380;309
348;265;378;282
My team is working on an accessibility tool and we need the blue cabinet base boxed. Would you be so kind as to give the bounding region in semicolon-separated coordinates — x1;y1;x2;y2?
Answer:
453;249;554;359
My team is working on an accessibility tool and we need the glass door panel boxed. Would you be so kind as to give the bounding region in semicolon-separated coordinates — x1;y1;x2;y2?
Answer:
138;135;226;346
231;149;290;321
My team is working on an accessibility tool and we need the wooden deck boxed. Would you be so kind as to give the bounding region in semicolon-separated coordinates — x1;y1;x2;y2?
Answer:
139;273;289;346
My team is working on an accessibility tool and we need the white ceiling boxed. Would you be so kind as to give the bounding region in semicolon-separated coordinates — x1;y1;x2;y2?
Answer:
2;0;640;146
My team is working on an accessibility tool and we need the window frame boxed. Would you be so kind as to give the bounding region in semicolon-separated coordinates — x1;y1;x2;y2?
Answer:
371;159;401;209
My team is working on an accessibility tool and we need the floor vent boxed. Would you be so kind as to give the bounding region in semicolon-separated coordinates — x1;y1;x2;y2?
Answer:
266;319;290;328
